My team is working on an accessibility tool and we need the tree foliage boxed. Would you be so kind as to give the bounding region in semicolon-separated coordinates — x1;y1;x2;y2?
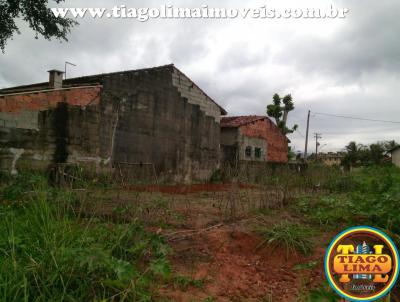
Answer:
266;93;298;134
287;146;296;161
0;0;77;52
342;140;398;168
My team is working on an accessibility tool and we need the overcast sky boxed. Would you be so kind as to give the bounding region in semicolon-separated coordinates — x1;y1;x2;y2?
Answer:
1;0;399;153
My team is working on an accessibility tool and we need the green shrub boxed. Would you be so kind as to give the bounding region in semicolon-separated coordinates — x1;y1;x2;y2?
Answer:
322;174;359;192
296;166;400;233
311;196;355;227
2;173;48;201
257;221;315;256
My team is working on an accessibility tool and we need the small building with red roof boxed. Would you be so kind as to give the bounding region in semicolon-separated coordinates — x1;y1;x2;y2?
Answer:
220;116;289;163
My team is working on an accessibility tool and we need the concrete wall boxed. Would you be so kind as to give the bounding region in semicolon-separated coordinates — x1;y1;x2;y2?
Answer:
0;110;39;130
221;128;238;145
238;134;266;161
240;119;288;163
0;87;103;174
0;66;222;182
172;68;222;122
97;67;220;182
392;149;400;167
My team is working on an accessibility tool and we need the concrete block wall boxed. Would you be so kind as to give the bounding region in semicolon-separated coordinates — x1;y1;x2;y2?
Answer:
238;135;267;161
0;87;102;174
0;110;39;129
172;68;222;122
0;66;223;182
97;67;221;182
220;128;238;146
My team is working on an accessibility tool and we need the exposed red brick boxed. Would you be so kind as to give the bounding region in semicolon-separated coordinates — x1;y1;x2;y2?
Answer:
0;86;101;113
240;118;288;163
221;116;289;163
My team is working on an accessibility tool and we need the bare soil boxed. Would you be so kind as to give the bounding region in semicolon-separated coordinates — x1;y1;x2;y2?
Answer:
81;184;334;301
162;227;328;302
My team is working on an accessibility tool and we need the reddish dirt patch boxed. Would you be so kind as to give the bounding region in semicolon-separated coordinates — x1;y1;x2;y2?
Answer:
80;186;330;301
162;228;325;301
124;183;255;194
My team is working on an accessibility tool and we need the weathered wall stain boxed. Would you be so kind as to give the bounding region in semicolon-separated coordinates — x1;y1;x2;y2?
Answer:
9;147;24;175
53;102;69;163
0;86;102;173
0;65;225;182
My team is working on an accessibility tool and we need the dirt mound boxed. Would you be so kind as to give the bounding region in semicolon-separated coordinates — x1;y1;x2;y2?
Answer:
163;228;324;301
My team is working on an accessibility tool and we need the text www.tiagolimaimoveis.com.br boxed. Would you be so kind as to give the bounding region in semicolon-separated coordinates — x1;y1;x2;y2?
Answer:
51;4;349;22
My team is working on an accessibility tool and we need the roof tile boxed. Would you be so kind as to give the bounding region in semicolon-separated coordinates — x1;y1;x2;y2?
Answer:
220;115;266;127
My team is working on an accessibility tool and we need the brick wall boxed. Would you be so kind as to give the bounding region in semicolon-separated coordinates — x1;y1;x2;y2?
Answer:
0;87;101;114
0;87;101;130
0;87;102;174
239;118;288;163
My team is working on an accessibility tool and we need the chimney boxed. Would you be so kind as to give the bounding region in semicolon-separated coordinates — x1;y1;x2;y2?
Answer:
47;69;64;89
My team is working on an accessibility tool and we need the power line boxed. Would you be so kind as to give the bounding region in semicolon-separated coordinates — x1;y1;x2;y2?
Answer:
296;129;306;138
312;112;400;124
289;130;305;141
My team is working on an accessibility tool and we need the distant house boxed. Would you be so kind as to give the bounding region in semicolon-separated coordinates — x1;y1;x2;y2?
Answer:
389;146;400;167
220;116;289;164
318;152;345;166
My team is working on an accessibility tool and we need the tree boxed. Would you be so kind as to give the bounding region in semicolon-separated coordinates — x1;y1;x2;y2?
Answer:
287;146;296;161
383;140;399;152
342;140;395;168
0;0;77;52
342;141;365;168
266;93;298;135
368;143;385;165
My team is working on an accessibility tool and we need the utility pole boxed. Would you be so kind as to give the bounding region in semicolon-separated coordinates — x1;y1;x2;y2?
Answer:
314;133;322;160
304;110;310;162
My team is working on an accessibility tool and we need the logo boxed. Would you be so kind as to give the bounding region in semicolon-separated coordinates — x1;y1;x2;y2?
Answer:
325;226;399;301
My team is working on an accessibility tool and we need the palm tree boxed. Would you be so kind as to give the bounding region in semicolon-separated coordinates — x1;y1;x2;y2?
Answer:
342;141;366;168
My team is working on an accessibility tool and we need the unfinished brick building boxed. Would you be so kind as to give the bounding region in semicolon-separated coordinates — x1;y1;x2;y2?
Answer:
220;116;289;164
0;65;226;182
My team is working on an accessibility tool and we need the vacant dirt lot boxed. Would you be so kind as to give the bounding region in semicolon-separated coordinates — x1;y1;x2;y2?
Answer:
77;184;333;301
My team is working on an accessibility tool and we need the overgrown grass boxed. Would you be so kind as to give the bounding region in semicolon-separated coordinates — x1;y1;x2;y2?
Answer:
257;221;315;256
0;173;171;301
295;166;400;234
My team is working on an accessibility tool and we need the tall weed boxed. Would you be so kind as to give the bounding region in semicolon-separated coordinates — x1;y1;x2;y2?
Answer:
0;173;170;301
